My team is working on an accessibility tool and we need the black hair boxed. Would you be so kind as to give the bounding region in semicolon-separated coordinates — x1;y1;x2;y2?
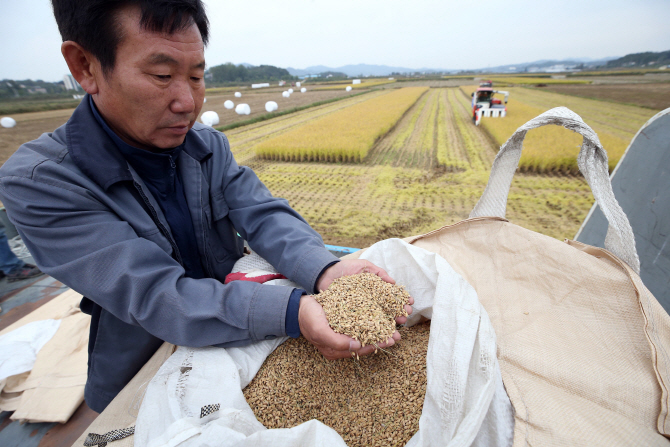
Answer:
51;0;209;74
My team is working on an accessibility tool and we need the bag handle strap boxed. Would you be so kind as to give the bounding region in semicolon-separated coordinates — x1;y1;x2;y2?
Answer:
470;107;640;273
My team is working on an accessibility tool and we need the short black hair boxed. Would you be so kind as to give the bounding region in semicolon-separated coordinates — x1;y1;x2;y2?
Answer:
51;0;209;73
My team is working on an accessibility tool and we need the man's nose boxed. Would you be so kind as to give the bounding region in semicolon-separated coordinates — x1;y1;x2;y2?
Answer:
170;80;196;114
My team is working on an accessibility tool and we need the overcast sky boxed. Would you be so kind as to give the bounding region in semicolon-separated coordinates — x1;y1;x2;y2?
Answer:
1;0;669;81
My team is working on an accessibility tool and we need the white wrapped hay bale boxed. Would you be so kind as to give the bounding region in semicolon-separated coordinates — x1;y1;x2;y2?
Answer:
200;111;220;127
352;79;361;84
265;101;278;112
345;86;352;92
224;100;234;109
296;82;301;87
234;92;242;98
235;103;251;115
1;117;17;128
300;88;306;93
252;83;270;89
282;91;290;98
288;88;294;94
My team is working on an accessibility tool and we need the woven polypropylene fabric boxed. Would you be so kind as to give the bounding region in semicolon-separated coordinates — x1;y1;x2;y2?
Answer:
230;250;276;273
407;219;670;446
71;343;176;447
84;426;135;446
470;107;640;274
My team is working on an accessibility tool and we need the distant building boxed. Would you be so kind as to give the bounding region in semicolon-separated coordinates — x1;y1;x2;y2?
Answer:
63;74;81;91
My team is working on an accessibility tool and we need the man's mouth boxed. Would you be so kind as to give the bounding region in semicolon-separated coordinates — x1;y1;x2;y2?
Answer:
165;123;191;135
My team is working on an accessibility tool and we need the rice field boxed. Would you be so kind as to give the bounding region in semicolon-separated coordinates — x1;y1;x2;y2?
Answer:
219;84;654;248
2;82;654;249
461;85;653;173
254;87;427;162
488;77;591;85
313;80;396;90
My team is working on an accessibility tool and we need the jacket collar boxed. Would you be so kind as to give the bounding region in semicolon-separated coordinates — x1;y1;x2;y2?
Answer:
66;94;212;191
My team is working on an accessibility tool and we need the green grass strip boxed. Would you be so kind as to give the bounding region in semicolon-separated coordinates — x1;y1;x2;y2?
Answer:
214;90;375;132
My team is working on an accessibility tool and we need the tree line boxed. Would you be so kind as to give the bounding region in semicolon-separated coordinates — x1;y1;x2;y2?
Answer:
207;63;296;84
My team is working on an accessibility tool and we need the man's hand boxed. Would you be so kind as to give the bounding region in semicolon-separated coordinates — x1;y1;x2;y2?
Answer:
316;259;414;324
298;295;400;360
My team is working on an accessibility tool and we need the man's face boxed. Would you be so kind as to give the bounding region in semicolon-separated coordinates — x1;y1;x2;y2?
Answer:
93;7;206;151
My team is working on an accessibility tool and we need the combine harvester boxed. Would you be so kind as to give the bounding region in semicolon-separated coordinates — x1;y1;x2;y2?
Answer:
471;80;509;125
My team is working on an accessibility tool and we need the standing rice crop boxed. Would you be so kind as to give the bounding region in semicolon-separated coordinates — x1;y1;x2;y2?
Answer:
460;86;655;173
254;87;428;162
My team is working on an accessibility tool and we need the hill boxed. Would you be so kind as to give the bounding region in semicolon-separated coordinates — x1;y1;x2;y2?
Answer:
605;50;670;68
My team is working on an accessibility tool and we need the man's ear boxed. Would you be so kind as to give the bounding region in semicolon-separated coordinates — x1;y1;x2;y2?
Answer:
61;41;102;95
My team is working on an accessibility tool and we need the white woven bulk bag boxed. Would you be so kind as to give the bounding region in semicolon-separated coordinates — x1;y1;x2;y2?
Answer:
134;239;514;447
296;82;301;87
224;100;234;110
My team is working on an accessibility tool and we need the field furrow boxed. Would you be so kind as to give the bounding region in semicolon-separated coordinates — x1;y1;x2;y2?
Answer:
365;90;430;167
393;89;438;169
447;89;490;171
436;89;468;170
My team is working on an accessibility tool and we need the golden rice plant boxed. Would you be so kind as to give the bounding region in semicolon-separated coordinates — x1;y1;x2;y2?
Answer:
460;86;653;173
254;87;427;162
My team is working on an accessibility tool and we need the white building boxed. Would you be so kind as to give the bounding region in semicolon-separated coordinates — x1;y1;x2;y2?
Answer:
63;74;81;91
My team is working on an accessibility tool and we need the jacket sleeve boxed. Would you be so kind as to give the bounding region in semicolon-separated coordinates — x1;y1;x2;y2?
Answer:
0;173;293;347
215;132;340;293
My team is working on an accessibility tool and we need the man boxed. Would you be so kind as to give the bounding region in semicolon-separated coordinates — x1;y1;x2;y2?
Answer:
0;221;43;282
0;0;412;413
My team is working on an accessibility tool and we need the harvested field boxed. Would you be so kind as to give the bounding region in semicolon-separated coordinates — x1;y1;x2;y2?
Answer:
254;87;427;162
0;107;75;165
541;82;670;110
313;80;396;90
244;321;430;447
489;76;591;85
199;88;364;128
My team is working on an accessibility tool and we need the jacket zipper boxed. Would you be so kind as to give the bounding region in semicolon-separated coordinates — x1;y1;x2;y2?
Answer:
133;181;184;266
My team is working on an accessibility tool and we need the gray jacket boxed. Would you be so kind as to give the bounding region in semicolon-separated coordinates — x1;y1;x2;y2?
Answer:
0;97;339;411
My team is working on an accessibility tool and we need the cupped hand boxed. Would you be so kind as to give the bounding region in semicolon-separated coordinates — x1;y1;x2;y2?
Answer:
316;259;414;324
298;295;400;360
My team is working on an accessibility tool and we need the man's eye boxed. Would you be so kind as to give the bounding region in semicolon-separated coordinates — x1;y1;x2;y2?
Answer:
191;77;202;82
154;75;171;80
